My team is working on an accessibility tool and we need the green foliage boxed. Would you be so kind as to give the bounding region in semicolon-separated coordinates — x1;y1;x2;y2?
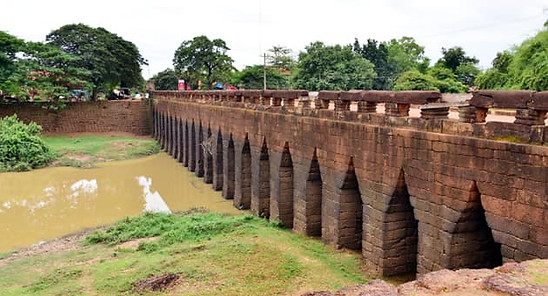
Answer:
507;28;548;90
393;70;438;91
492;51;513;73
26;267;83;293
475;69;509;90
428;66;467;93
150;68;179;90
267;45;296;71
435;46;479;87
173;35;234;89
293;41;376;91
0;114;54;172
385;36;428;76
476;24;548;91
46;24;147;97
353;38;392;89
11;42;91;106
353;36;428;90
437;46;479;72
0;211;368;295
234;65;290;89
84;211;250;247
0;31;25;92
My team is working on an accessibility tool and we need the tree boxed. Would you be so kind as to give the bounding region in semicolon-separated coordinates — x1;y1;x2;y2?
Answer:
353;38;392;90
151;68;179;90
428;66;467;93
293;42;376;91
436;46;479;87
46;24;147;98
385;37;429;75
353;36;429;90
234;65;290;89
492;51;513;73
506;27;548;90
393;70;438;91
173;36;234;89
266;46;295;71
0;31;25;94
475;22;547;90
436;46;478;72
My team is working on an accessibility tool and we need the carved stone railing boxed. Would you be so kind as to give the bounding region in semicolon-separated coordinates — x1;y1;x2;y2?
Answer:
151;89;548;144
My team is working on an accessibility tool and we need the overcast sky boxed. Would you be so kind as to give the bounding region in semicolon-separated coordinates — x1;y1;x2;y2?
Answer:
2;0;546;79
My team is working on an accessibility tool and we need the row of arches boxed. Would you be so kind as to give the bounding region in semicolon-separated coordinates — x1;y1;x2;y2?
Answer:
152;109;502;276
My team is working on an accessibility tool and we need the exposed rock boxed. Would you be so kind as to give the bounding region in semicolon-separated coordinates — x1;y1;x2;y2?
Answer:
134;273;180;292
301;259;547;296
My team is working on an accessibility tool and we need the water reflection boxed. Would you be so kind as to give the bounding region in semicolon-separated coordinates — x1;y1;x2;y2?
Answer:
0;153;240;252
137;176;171;214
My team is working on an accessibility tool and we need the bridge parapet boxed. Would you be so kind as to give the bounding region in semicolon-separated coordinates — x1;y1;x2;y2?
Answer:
152;90;547;144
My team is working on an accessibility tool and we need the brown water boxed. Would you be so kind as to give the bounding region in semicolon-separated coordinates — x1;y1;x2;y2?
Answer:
0;153;240;253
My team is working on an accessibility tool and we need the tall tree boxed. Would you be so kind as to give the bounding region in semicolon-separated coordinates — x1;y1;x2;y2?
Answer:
151;68;179;90
173;36;234;89
293;42;376;91
436;46;478;72
266;45;296;71
0;31;25;94
353;38;391;89
46;24;147;98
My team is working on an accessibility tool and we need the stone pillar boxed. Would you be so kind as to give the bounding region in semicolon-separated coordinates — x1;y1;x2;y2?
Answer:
282;98;295;111
315;99;330;109
177;119;184;163
514;108;546;126
357;101;377;113
196;122;204;177
385;103;410;117
212;131;224;191
272;97;282;106
334;100;351;112
251;141;270;218
458;105;487;123
167;115;173;155
234;140;252;209
420;105;450;120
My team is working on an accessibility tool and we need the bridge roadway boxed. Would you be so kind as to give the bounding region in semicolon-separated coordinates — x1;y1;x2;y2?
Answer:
152;90;547;276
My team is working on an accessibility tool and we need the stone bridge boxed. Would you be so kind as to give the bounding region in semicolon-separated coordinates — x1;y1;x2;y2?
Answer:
151;89;547;276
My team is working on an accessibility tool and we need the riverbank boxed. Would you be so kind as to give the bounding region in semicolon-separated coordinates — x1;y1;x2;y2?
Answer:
43;133;159;168
0;210;368;295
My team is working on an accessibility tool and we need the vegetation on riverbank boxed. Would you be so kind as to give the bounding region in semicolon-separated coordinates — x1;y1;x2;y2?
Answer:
0;210;368;295
0;114;54;172
44;134;160;168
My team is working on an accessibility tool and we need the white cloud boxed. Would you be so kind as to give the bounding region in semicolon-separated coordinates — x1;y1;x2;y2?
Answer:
1;0;546;79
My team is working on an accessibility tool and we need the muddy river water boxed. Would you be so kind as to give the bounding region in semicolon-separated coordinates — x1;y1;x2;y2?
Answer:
0;153;240;253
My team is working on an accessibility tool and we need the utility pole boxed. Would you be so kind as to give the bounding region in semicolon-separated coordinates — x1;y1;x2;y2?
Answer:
263;53;267;90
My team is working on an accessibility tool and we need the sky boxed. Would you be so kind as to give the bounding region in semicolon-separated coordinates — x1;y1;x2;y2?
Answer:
2;0;546;80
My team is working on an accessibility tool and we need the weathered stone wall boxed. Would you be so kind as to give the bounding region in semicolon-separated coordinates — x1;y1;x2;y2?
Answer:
152;90;547;277
0;100;152;135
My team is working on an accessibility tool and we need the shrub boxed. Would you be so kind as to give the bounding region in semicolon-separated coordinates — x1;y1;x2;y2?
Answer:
0;114;54;171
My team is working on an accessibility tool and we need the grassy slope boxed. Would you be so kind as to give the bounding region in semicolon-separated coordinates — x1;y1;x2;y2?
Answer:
43;135;159;167
0;211;368;296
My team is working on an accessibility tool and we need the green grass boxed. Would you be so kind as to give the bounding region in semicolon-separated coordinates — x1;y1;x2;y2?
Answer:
0;210;368;295
43;135;159;167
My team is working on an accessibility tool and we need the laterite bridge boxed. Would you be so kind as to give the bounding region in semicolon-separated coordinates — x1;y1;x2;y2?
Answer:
152;89;547;276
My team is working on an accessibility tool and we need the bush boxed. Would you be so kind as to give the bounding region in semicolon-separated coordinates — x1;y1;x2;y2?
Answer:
393;70;439;91
0;114;54;172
